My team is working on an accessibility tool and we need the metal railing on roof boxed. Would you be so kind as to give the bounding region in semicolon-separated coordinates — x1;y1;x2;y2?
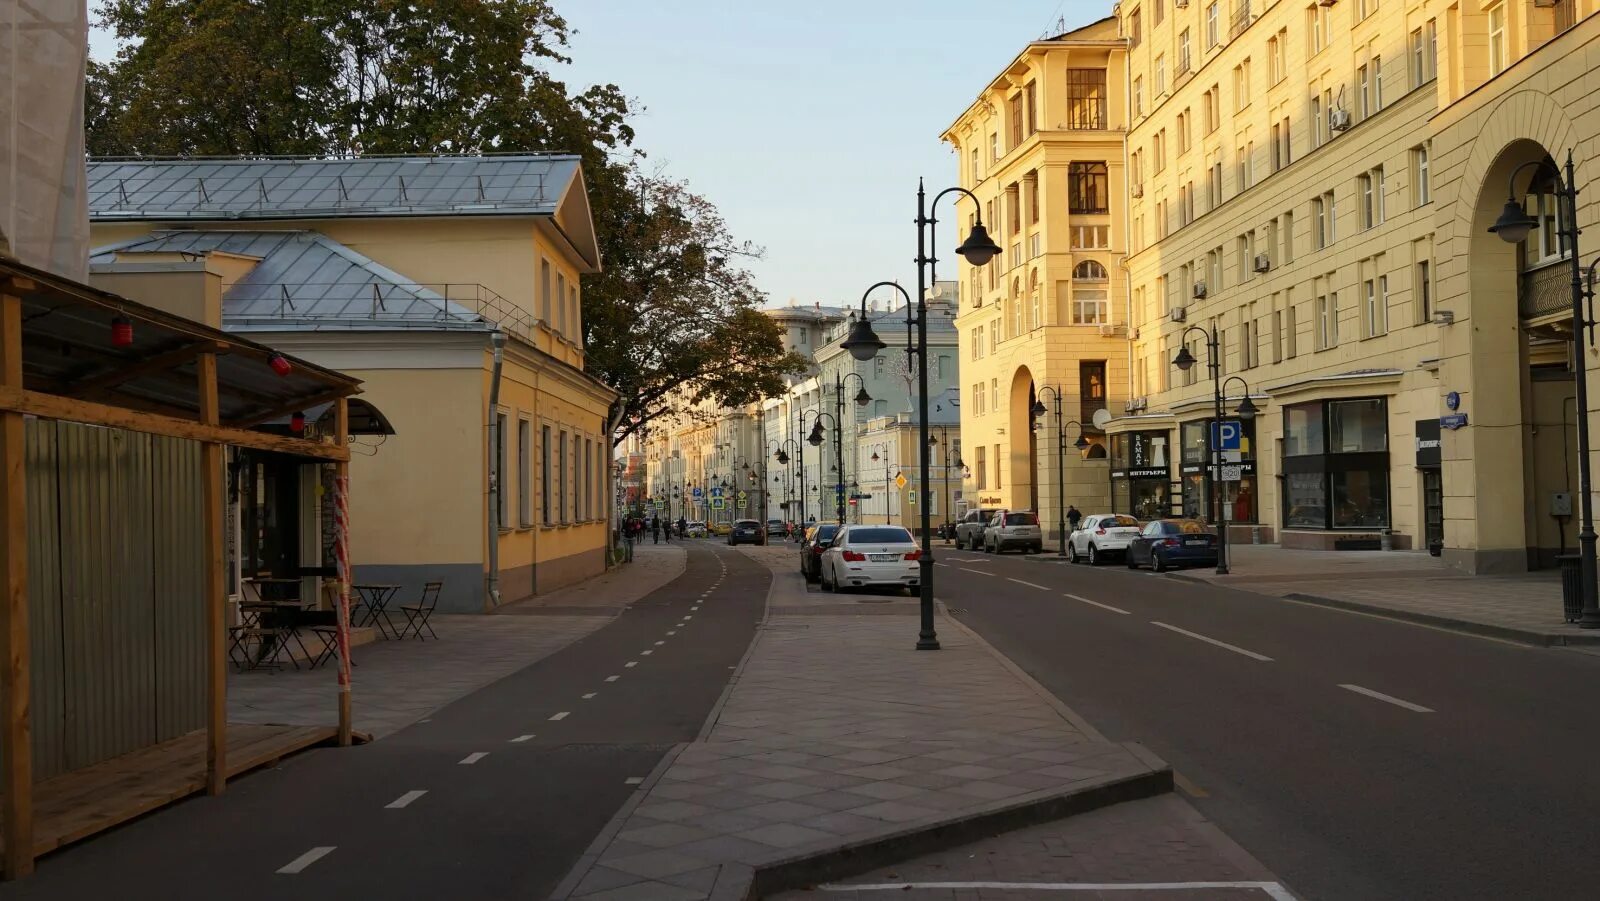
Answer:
222;281;539;342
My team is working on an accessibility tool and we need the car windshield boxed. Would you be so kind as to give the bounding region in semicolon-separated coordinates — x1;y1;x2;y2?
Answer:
813;525;839;543
1005;512;1038;526
846;527;914;544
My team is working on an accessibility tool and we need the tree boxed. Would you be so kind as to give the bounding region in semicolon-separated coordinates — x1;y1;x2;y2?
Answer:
583;173;810;447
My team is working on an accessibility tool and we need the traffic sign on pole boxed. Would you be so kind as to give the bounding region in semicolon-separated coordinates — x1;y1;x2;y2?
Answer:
1210;420;1243;451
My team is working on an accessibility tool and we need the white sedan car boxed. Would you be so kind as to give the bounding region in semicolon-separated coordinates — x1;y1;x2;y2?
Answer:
1068;514;1144;565
820;525;921;594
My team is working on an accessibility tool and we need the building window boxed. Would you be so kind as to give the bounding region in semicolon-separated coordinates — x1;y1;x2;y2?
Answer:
1236;145;1248;191
1412;20;1438;85
1154;131;1167;172
1156;54;1166;95
1179;29;1192;73
1313;191;1335;249
1316;290;1338;349
1179;108;1191;153
1129;7;1142;46
1233;59;1251;111
1029;175;1041;224
1068;162;1109;213
1024;80;1038;137
970;147;980;184
1359;173;1374;229
1134;77;1144;117
990;132;1000;163
1066;69;1108;129
1355;0;1375;21
557;430;568;522
1281;398;1391;530
1029;271;1042;330
518;418;532;525
1208;159;1222;209
1357;65;1370;120
1488;4;1508;75
1072;260;1110;325
1416;259;1432;324
1154;0;1165;26
1373;56;1383;109
1311;95;1323;148
496;413;509;528
991;318;1000;351
1071;225;1110;248
1281;210;1295;263
1362;273;1388;337
1207;247;1222;293
1286;295;1298;358
1205;1;1220;49
1307;4;1327;56
540;424;552;525
540;259;552;322
1413;144;1430;205
975;445;986;490
1269;29;1287;83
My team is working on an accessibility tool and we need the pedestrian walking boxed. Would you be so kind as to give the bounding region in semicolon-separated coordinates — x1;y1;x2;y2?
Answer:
677;516;688;539
1067;505;1082;532
650;515;661;544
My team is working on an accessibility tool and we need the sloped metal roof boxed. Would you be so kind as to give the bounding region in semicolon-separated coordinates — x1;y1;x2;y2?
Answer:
91;230;503;334
86;155;582;221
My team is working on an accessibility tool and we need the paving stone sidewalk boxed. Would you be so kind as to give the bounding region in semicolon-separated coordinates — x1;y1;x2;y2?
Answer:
499;543;688;614
555;544;1195;900
1173;545;1594;646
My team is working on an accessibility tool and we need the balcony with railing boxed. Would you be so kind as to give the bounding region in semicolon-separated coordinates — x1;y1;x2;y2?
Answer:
1229;1;1253;40
1519;262;1572;320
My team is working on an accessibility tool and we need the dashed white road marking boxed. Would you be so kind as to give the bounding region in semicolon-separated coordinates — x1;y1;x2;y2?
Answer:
548;711;570;721
1007;578;1050;590
959;568;993;576
683;615;694;620
277;846;336;874
641;649;654;656
667;630;677;636
815;881;1296;900
1063;593;1132;615
1150;622;1274;662
582;692;596;699
385;790;427;809
510;734;535;743
605;675;620;681
1339;683;1435;713
459;752;489;764
624;661;638;668
625;776;644;785
654;640;665;645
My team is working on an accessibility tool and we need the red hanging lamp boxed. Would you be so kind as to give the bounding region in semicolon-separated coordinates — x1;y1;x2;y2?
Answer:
111;315;134;348
269;353;293;377
289;411;306;434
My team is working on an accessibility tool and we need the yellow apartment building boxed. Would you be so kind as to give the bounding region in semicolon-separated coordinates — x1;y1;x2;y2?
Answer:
87;156;616;610
941;17;1131;540
1114;0;1600;572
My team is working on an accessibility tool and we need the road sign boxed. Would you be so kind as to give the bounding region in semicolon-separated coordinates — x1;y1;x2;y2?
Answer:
736;491;748;503
710;497;725;509
1221;449;1242;464
1220;464;1243;482
691;486;703;499
1210;420;1243;451
894;473;908;489
710;486;723;499
652;499;666;509
907;492;917;505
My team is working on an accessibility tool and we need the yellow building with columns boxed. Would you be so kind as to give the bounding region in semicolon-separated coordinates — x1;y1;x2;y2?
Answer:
942;17;1132;541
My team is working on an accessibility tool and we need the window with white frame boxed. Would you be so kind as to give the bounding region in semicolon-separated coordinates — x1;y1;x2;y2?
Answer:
1357;64;1370;120
1134;77;1144;117
518;418;532;525
1312;94;1324;147
1364;273;1389;337
1308;4;1326;55
1316;290;1338;349
1206;2;1219;49
1156;54;1166;95
540;424;551;525
1488;3;1507;76
1179;29;1192;73
1373;56;1383;109
1234;59;1251;111
1413;145;1431;205
1071;225;1110;248
1072;260;1110;325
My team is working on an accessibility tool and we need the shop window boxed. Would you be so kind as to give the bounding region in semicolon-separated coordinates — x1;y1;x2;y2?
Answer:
497;413;509;528
541;424;552;525
518;418;532;525
1280;398;1390;529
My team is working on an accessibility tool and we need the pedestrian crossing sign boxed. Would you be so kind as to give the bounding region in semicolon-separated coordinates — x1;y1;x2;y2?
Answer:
710;498;725;509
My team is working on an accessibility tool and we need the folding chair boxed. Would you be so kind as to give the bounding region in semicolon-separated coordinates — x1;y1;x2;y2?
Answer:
398;581;443;640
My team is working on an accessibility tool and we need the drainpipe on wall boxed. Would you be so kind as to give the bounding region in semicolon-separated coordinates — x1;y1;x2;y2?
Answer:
486;330;507;610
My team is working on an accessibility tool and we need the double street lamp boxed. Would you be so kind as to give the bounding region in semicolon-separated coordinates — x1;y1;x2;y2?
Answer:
1172;332;1260;575
774;437;805;531
1030;387;1091;558
1490;150;1600;626
843;182;1001;651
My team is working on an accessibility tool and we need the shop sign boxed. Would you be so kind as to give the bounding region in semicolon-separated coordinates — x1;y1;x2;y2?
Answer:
1415;419;1442;467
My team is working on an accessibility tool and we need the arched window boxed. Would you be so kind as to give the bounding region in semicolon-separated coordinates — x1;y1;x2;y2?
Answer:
1072;260;1109;325
1029;269;1042;330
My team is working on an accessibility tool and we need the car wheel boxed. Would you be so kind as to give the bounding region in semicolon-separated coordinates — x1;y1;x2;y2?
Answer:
1153;550;1168;573
1088;544;1099;566
1067;542;1078;563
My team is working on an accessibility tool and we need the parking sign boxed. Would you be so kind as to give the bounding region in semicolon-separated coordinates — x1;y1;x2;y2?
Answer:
1210;420;1243;451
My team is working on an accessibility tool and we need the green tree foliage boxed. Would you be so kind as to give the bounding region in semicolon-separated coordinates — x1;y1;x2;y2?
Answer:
87;0;804;443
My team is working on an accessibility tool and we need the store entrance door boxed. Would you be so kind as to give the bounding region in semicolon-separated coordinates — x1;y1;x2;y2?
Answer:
1422;469;1444;553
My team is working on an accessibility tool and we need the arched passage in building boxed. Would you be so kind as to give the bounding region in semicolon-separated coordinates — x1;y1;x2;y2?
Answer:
1008;365;1039;513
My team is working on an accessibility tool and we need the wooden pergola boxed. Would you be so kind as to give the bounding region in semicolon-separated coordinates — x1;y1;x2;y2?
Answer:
0;257;361;877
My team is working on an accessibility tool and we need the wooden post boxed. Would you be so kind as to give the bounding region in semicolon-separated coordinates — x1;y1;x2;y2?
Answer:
333;399;352;747
198;352;226;795
0;292;34;878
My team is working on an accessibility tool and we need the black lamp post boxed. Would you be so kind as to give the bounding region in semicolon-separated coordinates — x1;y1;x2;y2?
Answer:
1030;387;1090;558
1491;150;1600;626
830;371;872;526
806;410;848;524
1172;334;1258;575
927;427;964;542
843;187;999;650
775;438;803;535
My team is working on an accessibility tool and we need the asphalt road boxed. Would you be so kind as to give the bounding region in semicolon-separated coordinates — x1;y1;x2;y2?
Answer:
1;543;767;901
926;543;1600;901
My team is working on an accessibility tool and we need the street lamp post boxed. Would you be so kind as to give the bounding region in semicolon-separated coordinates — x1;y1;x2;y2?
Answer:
843;186;1000;650
1030;386;1091;558
1172;335;1260;575
927;426;964;543
806;411;847;524
831;371;872;525
1490;150;1599;625
775;438;803;538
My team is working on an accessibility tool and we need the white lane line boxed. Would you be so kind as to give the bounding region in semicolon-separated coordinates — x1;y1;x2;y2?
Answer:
1063;593;1132;615
816;882;1296;900
624;661;638;668
1150;622;1273;662
277;846;336;874
385;790;427;809
667;630;677;636
459;752;489;764
683;615;694;620
605;675;619;682
510;734;535;743
548;711;570;721
959;568;993;576
1007;578;1050;590
654;640;665;646
1339;683;1435;713
582;692;596;699
641;650;654;656
625;776;644;785
934;562;950;568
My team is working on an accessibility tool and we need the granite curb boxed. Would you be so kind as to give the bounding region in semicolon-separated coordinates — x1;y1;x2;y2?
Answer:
548;742;691;900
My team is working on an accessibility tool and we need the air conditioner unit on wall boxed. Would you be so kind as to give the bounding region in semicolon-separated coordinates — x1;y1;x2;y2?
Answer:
1124;396;1148;412
1192;282;1208;299
1098;323;1126;337
1254;254;1271;273
1170;307;1189;323
1329;108;1353;131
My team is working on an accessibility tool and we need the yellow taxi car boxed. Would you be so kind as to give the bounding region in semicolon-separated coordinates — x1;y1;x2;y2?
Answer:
711;521;733;536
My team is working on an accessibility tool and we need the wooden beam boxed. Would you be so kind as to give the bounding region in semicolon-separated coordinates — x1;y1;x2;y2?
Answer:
0;387;351;462
68;340;226;397
225;386;365;430
0;294;33;879
199;352;226;796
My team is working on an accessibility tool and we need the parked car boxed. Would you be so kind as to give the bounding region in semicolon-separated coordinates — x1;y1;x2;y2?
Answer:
1068;514;1143;565
799;523;841;582
766;519;789;541
727;519;765;546
1126;519;1218;572
685;521;708;538
954;508;1001;551
711;521;733;536
819;525;921;594
983;510;1044;554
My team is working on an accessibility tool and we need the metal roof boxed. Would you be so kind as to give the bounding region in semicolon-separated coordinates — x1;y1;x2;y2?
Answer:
91;230;502;334
86;155;582;221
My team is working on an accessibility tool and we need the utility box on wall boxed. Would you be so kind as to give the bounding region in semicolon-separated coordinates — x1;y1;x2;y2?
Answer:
1551;491;1573;517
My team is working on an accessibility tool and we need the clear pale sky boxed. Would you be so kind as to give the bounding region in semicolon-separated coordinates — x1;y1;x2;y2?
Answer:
91;1;1105;305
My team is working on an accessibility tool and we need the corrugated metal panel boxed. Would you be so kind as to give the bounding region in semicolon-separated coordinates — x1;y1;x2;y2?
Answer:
150;434;206;742
57;423;157;770
25;421;66;780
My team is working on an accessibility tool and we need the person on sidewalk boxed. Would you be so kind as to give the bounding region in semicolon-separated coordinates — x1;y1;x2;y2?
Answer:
650;515;661;544
1067;505;1082;533
677;516;688;539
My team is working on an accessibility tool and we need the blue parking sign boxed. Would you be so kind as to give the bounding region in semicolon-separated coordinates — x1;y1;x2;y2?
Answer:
1210;420;1243;451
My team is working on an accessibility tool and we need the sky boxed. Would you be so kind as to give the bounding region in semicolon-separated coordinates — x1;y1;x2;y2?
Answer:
89;1;1107;307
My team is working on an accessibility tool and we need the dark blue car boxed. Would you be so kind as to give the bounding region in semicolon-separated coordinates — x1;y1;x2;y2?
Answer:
1126;519;1218;572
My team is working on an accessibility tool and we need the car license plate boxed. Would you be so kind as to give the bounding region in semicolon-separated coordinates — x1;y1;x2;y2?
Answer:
1184;538;1209;547
870;553;899;561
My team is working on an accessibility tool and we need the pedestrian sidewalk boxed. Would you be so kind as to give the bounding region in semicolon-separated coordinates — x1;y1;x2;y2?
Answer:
498;543;688;614
553;544;1285;900
1173;544;1598;647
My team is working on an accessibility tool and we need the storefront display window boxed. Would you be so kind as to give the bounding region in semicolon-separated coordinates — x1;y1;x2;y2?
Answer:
1280;398;1390;529
1110;430;1173;522
1284;405;1323;456
1332;469;1388;527
1329;399;1387;453
1178;418;1258;524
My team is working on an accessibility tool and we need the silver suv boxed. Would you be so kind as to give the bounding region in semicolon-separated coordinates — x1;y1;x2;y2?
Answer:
983;510;1044;554
955;508;1000;551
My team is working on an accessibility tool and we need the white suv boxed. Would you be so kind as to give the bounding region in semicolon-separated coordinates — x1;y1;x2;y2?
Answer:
1068;513;1143;565
983;510;1044;554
